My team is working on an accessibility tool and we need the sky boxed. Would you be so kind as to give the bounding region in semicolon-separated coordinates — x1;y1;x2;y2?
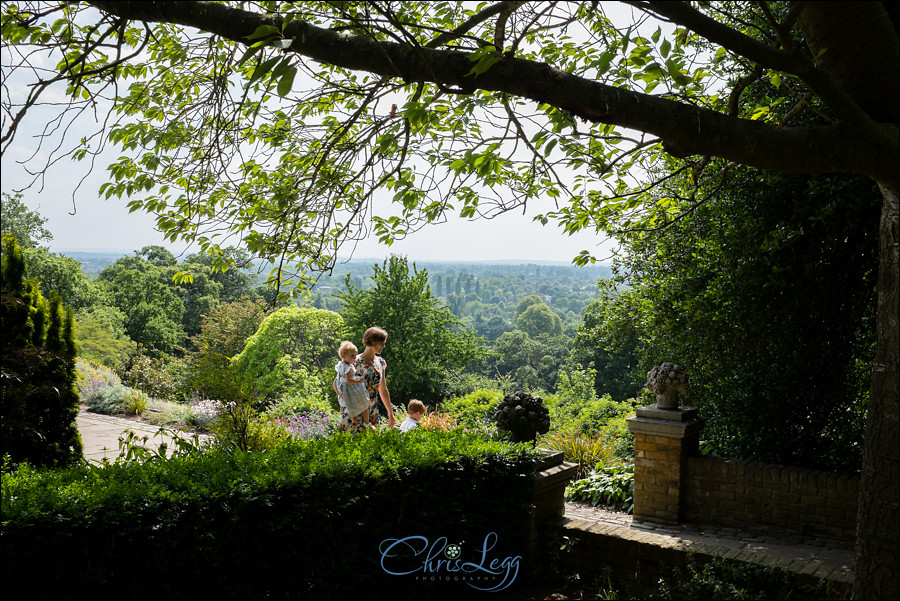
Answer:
1;3;645;266
1;110;618;263
2;156;617;263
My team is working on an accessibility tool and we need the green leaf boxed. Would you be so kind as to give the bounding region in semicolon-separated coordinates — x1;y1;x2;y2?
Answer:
277;66;296;97
173;270;194;284
249;56;280;85
750;106;770;120
236;45;260;66
660;39;671;58
544;138;558;157
595;51;615;76
465;45;501;78
245;24;280;41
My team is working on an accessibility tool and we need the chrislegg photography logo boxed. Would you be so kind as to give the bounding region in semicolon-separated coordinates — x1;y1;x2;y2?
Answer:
378;532;521;592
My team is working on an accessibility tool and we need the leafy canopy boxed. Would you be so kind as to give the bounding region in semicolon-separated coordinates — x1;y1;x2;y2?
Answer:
230;305;345;405
95;254;186;355
0;192;53;250
2;3;897;597
603;168;878;471
4;2;894;294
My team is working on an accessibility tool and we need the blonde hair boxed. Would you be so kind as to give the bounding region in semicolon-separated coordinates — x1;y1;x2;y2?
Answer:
407;399;426;415
339;340;358;359
362;326;388;347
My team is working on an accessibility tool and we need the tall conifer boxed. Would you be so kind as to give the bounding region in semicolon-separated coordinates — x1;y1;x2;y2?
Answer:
1;235;83;467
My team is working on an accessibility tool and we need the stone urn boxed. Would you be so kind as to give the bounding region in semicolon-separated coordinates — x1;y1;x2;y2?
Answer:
646;362;688;409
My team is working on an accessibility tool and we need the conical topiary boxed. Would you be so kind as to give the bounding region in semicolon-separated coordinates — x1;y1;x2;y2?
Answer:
1;235;83;467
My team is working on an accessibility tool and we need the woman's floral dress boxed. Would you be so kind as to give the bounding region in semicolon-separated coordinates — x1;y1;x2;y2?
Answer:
339;354;386;433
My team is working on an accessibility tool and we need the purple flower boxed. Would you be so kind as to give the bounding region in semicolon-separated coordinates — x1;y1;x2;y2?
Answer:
281;410;333;439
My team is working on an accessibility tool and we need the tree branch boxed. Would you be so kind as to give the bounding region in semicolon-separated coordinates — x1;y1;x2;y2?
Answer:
81;0;897;190
628;1;884;131
626;1;804;72
426;1;518;48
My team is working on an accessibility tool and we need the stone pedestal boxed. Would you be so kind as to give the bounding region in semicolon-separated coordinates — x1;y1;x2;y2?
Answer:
626;406;706;524
526;449;578;559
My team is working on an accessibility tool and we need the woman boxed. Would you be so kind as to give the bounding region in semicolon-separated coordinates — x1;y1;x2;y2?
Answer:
335;326;395;433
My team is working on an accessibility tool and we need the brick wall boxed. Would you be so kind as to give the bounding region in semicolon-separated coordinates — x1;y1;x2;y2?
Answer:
633;432;694;523
682;455;859;541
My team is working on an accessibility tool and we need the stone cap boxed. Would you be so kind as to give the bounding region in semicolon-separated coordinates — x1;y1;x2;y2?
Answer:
635;405;699;421
533;448;566;472
627;405;707;438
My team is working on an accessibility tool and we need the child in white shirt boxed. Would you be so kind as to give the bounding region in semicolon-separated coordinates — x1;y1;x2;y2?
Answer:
400;399;426;432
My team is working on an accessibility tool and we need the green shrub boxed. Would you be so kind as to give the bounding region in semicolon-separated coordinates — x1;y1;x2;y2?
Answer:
122;388;149;415
82;383;133;415
1;235;82;468
209;400;296;452
116;350;177;400
566;462;635;513
439;371;514;399
544;366;639;439
2;430;539;599
437;388;502;430
73;311;133;368
264;395;333;421
600;413;636;460
545;392;638;437
177;298;270;405
230;305;344;405
555;364;598;406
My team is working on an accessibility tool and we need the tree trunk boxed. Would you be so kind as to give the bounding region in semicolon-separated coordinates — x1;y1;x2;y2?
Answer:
853;186;900;600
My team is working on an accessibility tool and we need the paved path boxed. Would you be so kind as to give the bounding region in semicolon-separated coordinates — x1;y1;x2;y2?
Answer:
561;500;855;585
77;410;208;463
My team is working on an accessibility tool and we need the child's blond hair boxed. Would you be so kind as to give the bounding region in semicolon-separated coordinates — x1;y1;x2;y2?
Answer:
407;399;426;415
338;340;358;359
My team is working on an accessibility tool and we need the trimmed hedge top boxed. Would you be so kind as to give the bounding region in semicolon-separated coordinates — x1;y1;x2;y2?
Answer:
2;429;538;523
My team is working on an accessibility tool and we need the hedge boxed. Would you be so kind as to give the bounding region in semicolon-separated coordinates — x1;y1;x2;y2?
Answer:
2;429;538;600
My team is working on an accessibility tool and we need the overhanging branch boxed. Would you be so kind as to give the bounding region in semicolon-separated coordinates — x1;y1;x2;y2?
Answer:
75;0;897;190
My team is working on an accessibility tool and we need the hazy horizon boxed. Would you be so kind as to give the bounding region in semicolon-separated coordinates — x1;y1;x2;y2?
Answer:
53;247;611;267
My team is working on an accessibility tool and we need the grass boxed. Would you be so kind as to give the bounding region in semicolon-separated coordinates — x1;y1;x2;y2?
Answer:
141;398;195;426
539;430;623;479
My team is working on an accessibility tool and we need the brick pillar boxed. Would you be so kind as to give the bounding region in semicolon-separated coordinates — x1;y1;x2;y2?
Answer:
626;406;705;524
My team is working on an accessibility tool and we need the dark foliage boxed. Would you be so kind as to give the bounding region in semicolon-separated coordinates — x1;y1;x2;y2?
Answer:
608;170;878;470
1;235;83;468
493;390;551;443
1;430;537;600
